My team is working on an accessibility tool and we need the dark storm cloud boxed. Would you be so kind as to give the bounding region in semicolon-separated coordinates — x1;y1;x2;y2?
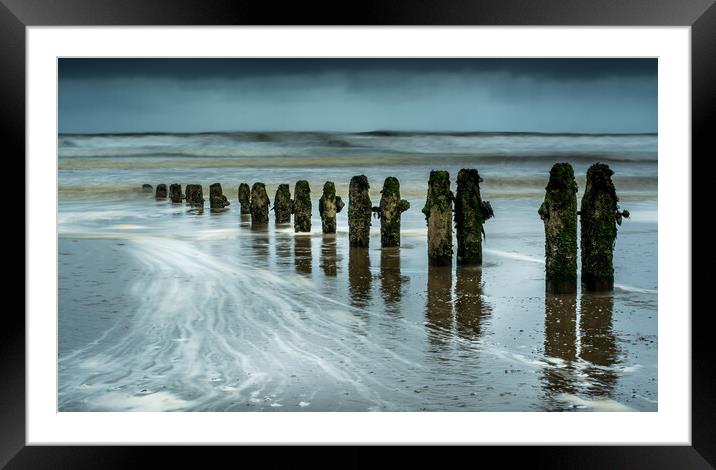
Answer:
59;58;656;82
58;58;657;134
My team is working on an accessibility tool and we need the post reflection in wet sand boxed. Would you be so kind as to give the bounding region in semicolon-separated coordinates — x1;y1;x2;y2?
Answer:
541;293;578;406
454;266;491;340
379;247;406;314
425;265;453;350
294;235;312;275
320;235;339;277
249;223;270;268
348;246;371;309
579;293;619;398
274;231;292;268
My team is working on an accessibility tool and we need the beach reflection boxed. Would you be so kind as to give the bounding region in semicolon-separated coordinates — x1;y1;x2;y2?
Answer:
542;294;578;404
348;247;371;309
579;293;618;398
274;231;292;268
294;235;312;275
425;265;453;350
379;247;406;314
454;266;490;341
320;235;338;277
249;224;270;268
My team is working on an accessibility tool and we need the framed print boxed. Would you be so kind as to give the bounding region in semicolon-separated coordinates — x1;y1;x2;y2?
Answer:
8;0;712;466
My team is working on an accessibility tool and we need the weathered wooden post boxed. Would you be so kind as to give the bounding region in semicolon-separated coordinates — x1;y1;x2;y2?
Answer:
250;182;270;224
373;177;410;247
238;183;251;215
318;181;345;234
455;169;494;265
293;180;312;233
348;175;372;247
538;163;578;294
580;163;629;292
142;184;153;193
155;184;167;199
273;184;293;224
422;170;454;266
169;183;183;203
209;183;230;209
185;184;204;208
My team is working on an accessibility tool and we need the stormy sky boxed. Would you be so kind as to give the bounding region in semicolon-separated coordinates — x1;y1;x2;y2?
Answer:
58;58;657;134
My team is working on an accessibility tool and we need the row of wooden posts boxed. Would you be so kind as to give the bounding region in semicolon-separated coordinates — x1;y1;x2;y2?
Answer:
143;162;627;294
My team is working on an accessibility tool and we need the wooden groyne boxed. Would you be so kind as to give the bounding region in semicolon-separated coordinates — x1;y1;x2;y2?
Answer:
293;180;312;233
348;175;372;247
273;184;293;224
209;183;230;209
185;184;204;208
374;177;410;248
318;181;345;234
422;170;454;266
169;183;183;203
250;182;270;224
455;169;493;265
238;183;251;215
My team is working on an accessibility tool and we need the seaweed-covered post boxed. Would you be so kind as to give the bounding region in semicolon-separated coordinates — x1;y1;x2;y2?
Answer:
293;180;312;233
348;175;372;247
580;163;629;292
250;182;270;224
142;184;153;193
238;183;251;215
273;184;293;224
318;181;345;234
422;170;454;266
185;184;204;208
538;163;578;294
373;177;410;247
155;184;167;199
455;169;494;265
209;183;230;209
169;183;183;203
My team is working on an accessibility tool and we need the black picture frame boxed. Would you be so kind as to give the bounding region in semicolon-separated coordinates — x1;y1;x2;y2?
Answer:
6;0;710;466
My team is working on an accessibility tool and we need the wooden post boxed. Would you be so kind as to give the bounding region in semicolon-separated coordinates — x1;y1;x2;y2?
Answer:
373;177;410;247
348;175;372;247
209;183;230;209
318;181;345;234
155;184;167;199
422;170;454;266
293;180;312;233
538;163;578;294
273;184;293;224
142;184;153;193
169;183;183;203
238;183;251;215
580;163;629;292
185;184;204;208
250;182;270;224
455;169;494;265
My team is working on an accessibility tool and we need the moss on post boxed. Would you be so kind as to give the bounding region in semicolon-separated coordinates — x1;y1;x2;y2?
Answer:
373;176;410;247
293;180;312;233
273;184;293;224
455;169;493;265
422;170;454;266
348;175;372;247
538;163;578;294
580;163;629;292
209;183;230;209
238;183;251;215
250;182;270;225
318;181;345;234
155;184;167;199
185;184;204;208
169;183;183;203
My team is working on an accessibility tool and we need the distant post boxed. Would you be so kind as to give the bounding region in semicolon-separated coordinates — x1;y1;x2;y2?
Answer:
580;163;629;292
185;184;204;208
422;170;454;266
538;163;578;294
293;180;312;233
373;176;410;247
238;183;251;215
169;183;183;203
318;181;345;234
455;169;493;265
155;184;167;199
209;183;230;209
142;184;153;193
250;182;270;224
273;184;293;224
348;175;372;247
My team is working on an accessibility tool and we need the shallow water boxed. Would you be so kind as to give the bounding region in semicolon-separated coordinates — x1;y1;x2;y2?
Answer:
58;131;657;411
